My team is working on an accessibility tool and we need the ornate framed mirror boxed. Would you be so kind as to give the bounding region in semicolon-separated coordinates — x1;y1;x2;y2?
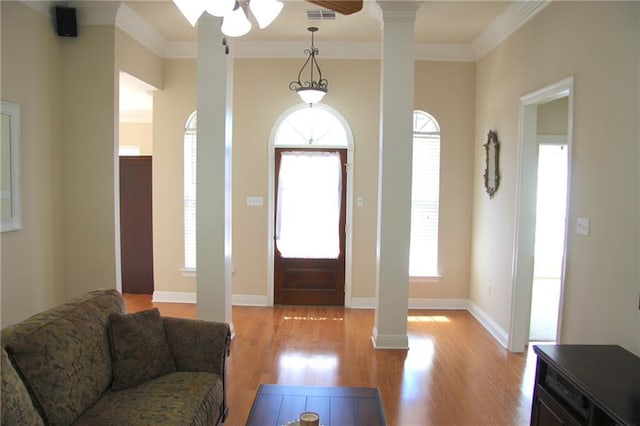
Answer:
1;101;22;232
483;130;500;199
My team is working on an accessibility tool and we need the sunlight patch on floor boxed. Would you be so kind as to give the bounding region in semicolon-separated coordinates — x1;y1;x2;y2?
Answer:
283;316;344;321
408;315;450;323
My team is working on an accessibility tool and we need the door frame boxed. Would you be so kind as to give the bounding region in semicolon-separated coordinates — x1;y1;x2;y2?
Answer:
509;76;574;352
267;104;355;307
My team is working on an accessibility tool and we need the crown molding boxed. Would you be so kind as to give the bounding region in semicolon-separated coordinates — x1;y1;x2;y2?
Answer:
19;0;52;17
72;1;120;26
116;3;168;58
472;0;552;59
19;0;550;63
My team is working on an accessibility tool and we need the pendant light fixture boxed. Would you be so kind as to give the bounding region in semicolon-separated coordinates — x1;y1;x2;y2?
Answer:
289;27;328;105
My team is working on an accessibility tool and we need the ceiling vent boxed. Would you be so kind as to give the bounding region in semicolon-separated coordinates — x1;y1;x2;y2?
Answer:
306;9;337;20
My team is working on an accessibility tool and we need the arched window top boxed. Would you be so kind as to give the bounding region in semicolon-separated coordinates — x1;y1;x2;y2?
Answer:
274;106;348;147
413;110;440;135
186;111;197;132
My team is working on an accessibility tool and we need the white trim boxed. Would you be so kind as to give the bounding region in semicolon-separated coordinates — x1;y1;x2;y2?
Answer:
408;298;468;310
153;291;269;307
20;1;546;62
350;298;377;309
149;292;511;350
510;76;573;352
472;0;551;59
116;3;168;58
267;103;355;308
537;134;568;145
19;0;51;16
371;326;410;349
467;301;509;349
152;291;197;304
232;294;269;307
409;276;441;284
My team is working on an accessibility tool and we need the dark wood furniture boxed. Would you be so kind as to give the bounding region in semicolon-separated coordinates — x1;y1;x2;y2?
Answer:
531;345;640;426
246;384;386;426
119;156;154;294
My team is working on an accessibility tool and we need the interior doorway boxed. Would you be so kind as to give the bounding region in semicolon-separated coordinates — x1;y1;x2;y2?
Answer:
117;71;156;294
509;77;573;352
529;142;568;342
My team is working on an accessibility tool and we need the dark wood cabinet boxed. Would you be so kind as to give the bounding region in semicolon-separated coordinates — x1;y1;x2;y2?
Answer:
119;156;154;294
531;345;640;426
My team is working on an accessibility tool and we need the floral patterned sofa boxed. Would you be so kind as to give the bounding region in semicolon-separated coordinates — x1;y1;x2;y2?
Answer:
1;289;231;425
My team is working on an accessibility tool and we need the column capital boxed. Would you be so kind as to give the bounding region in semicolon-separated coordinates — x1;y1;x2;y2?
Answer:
376;0;424;22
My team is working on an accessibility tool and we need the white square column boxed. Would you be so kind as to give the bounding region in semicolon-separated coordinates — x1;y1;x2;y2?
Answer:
372;1;422;349
196;14;233;330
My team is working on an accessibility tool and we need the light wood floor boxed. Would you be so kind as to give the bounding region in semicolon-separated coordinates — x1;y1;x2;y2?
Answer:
124;294;537;426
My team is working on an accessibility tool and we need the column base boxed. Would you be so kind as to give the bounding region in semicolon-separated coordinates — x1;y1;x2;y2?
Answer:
371;326;409;349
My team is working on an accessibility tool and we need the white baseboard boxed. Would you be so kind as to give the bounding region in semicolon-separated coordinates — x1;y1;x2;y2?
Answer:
152;291;196;304
152;291;269;307
152;291;509;350
232;294;269;307
408;298;469;310
467;300;509;348
350;297;377;309
371;326;409;349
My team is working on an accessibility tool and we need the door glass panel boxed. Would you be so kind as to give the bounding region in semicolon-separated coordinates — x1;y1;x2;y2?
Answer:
276;151;342;259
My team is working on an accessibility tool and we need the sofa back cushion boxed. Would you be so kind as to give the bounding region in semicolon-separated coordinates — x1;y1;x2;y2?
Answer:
1;346;45;425
1;290;125;425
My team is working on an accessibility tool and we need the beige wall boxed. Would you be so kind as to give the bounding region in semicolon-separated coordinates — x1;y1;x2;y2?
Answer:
153;59;197;294
471;1;640;354
59;25;118;297
537;97;569;135
115;29;163;90
152;57;475;302
412;61;475;300
0;2;65;326
119;123;153;155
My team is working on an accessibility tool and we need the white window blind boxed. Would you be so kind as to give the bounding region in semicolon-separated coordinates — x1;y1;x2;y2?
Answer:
409;111;440;277
184;112;197;270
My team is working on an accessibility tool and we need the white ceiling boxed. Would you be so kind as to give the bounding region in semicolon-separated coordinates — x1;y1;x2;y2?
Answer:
124;1;512;45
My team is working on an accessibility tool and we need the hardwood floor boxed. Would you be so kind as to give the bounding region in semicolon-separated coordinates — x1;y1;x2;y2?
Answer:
124;294;537;426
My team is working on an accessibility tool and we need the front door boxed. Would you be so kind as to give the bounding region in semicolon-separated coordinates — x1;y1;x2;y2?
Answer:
274;148;347;305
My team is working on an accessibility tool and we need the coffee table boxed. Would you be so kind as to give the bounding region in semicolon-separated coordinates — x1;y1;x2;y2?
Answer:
245;384;386;426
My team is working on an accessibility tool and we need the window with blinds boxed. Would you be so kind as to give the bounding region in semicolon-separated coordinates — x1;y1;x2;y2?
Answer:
409;111;440;277
184;112;197;270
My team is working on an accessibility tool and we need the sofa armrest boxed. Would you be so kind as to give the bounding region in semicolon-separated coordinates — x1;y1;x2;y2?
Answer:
162;317;231;376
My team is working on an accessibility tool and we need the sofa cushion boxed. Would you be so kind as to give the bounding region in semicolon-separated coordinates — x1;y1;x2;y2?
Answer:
73;371;223;425
5;290;123;426
108;308;176;391
1;346;45;426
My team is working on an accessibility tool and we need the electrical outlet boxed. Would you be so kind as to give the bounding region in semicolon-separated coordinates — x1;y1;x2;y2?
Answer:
246;196;263;207
356;197;364;208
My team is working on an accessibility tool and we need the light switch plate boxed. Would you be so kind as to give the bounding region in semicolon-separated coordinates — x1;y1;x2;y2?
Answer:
576;217;590;236
356;197;364;208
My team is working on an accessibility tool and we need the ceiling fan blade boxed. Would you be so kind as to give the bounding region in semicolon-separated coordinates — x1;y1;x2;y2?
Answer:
305;0;363;15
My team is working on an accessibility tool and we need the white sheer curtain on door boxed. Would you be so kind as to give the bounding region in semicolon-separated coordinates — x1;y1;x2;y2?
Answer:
276;151;342;259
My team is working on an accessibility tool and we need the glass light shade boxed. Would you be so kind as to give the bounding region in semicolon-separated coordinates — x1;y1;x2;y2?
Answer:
221;5;252;37
297;88;326;104
249;0;283;29
204;0;235;17
173;0;206;26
